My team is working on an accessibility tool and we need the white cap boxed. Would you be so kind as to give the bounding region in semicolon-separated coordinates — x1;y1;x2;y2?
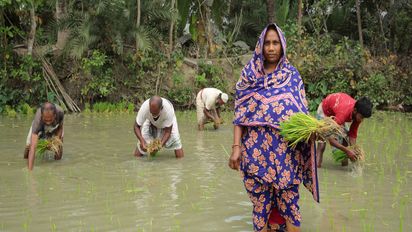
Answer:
221;93;229;103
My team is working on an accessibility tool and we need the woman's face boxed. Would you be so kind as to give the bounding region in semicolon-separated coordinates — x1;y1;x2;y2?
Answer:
263;28;282;65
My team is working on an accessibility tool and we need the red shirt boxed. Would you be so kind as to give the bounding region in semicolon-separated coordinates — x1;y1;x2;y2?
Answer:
321;93;360;139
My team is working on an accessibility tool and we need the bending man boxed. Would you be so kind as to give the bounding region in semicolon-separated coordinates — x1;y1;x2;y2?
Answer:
24;102;64;170
133;96;184;158
196;88;228;130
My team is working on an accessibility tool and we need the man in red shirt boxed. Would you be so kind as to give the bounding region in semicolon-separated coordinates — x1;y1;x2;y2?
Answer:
316;93;373;168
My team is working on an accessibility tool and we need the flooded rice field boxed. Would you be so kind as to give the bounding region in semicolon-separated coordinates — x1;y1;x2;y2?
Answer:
0;111;411;231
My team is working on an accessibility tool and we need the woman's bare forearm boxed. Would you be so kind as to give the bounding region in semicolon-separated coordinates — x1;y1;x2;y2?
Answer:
233;125;243;146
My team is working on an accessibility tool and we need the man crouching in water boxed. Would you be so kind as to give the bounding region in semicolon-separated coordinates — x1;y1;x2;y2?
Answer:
24;102;64;170
133;96;184;158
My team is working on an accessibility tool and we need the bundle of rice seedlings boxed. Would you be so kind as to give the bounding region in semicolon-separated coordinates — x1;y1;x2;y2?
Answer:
213;121;220;129
147;139;162;156
331;145;365;163
331;149;347;163
351;145;365;176
351;145;365;162
279;113;344;148
36;139;49;159
36;137;62;159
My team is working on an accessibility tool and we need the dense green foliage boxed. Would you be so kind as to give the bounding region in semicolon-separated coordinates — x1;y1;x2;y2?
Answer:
1;0;411;114
285;23;412;110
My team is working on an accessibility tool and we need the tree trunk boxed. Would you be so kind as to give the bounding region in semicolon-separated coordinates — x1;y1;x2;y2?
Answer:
136;0;141;28
389;0;395;51
204;0;215;54
266;0;275;23
226;0;232;19
168;0;175;58
297;0;303;28
376;4;387;53
173;0;178;51
1;9;5;52
296;0;303;54
196;0;209;57
355;0;364;47
27;1;37;56
55;0;69;50
1;9;6;68
136;0;141;50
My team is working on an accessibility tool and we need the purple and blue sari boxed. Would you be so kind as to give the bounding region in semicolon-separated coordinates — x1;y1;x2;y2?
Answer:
234;24;319;231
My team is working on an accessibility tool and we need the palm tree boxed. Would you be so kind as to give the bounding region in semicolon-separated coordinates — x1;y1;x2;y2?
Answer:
177;0;227;57
60;0;174;59
275;0;293;27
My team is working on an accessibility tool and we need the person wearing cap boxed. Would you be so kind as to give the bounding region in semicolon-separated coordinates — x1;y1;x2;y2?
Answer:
24;102;64;171
196;87;228;130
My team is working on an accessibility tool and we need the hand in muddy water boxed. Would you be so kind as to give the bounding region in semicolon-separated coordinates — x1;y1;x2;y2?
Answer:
345;149;357;162
229;146;241;170
54;146;63;160
140;141;148;152
150;148;161;156
216;117;224;124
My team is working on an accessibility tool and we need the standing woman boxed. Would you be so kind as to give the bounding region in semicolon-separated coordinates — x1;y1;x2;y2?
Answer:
228;24;319;232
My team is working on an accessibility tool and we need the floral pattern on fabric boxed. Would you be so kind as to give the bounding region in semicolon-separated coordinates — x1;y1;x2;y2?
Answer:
243;172;302;231
233;23;319;203
233;23;319;231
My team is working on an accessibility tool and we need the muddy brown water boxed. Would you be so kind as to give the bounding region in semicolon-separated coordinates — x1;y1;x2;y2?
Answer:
0;111;411;231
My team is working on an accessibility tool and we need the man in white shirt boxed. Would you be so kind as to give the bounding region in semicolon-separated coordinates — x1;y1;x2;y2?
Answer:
196;88;228;130
133;96;184;158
